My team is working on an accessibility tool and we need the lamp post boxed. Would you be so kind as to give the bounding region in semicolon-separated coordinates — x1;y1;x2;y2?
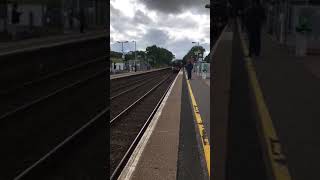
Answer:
192;41;200;46
117;41;129;70
192;41;200;62
132;40;137;72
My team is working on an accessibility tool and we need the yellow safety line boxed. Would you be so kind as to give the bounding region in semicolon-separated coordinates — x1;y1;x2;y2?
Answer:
185;72;210;176
237;20;292;180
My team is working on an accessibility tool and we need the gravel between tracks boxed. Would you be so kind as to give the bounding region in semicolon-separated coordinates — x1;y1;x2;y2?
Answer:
110;70;171;120
110;73;177;175
110;69;168;93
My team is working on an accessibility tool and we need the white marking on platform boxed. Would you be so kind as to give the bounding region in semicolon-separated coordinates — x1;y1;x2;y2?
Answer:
118;70;181;180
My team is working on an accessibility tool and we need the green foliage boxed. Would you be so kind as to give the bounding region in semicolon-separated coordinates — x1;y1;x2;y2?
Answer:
124;50;147;62
204;52;212;63
145;45;175;66
110;51;123;64
182;46;206;64
110;51;122;58
136;51;147;60
204;53;211;62
110;45;174;67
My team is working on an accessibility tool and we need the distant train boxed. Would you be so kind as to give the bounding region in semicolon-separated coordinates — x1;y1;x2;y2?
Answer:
171;59;183;73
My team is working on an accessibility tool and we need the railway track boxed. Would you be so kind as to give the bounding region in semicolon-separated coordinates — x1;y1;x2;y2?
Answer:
110;68;169;96
0;56;107;115
110;71;177;179
110;69;171;119
0;59;107;179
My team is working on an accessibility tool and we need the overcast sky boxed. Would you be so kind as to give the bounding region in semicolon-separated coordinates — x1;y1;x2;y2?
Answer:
110;0;210;59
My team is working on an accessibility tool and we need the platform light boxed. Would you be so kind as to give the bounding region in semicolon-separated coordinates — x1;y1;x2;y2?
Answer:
117;41;129;70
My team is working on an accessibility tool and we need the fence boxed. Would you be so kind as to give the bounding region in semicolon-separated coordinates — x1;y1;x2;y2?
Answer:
194;62;210;79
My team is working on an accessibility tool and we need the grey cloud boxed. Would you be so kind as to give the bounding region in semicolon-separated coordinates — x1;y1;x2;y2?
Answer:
188;5;210;15
111;5;152;40
144;28;170;47
139;0;208;14
157;14;198;28
111;34;209;59
110;4;121;17
200;26;210;41
110;5;137;37
110;1;210;58
166;38;194;58
166;38;210;59
134;10;153;25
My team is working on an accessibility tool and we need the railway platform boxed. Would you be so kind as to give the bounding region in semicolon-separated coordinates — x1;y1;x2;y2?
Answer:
117;69;210;180
110;68;169;80
239;27;320;180
188;71;210;141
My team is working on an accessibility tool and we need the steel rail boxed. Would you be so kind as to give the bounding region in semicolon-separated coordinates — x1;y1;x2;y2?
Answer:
110;75;160;100
110;73;171;125
110;72;161;93
110;74;176;180
0;69;107;121
13;107;109;180
0;56;107;95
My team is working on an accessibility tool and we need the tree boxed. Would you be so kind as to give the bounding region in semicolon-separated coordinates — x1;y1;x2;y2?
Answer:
204;53;211;62
146;45;174;66
182;46;206;64
110;51;123;58
124;50;147;61
133;50;147;61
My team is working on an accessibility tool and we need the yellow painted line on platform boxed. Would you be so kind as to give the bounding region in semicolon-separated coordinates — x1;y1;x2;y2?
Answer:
185;72;210;176
237;20;291;180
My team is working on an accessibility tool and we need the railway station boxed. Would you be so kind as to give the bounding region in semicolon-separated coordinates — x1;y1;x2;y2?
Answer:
110;18;320;180
1;0;320;179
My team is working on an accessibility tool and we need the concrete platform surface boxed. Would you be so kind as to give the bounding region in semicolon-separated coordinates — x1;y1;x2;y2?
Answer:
242;30;320;179
177;71;208;180
189;71;210;141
